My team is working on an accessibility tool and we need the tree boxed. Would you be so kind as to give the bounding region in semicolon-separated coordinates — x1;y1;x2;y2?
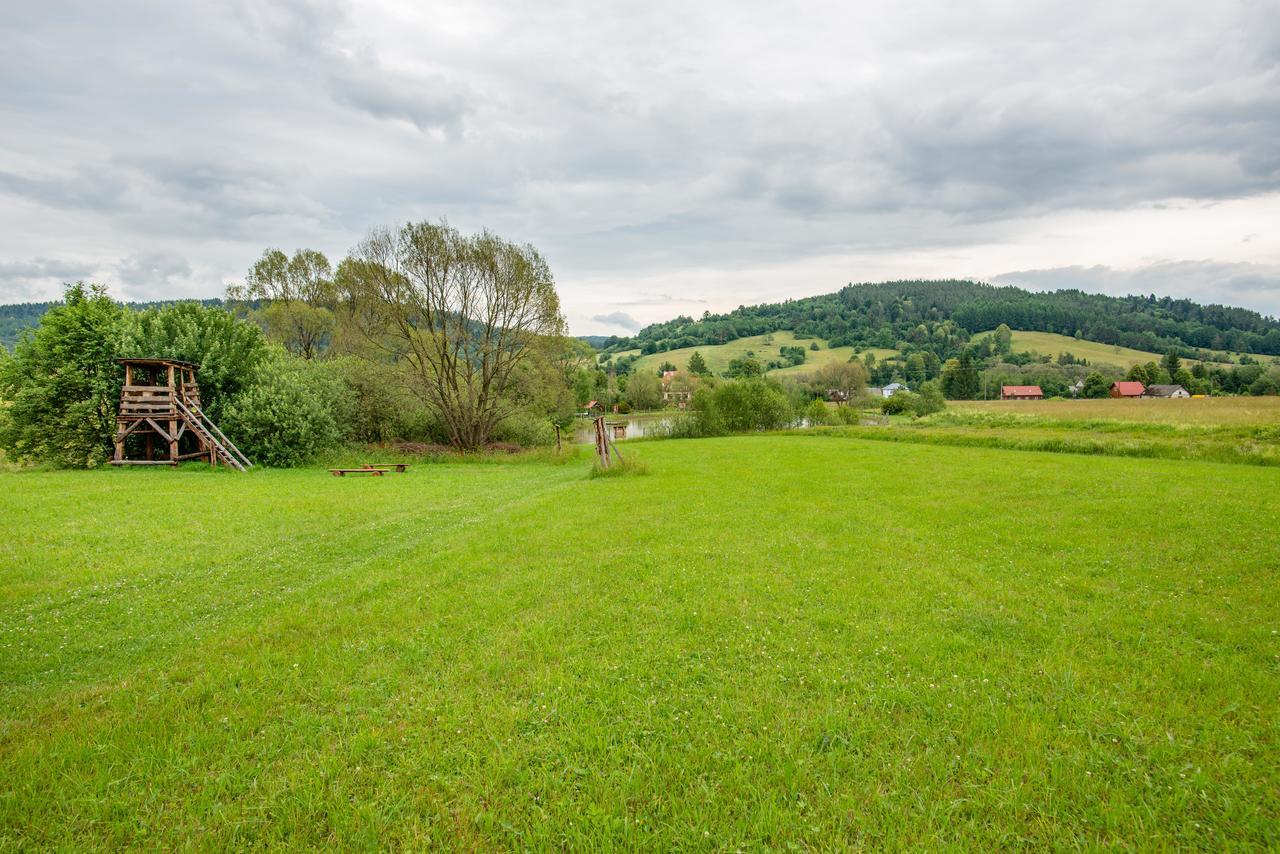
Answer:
993;323;1013;353
905;352;926;385
912;380;946;416
687;351;710;376
941;349;979;399
339;221;566;449
1082;371;1110;398
811;360;868;402
625;370;662;410
724;356;763;379
809;341;820;351
229;249;336;360
657;361;677;375
122;301;269;422
1161;350;1182;378
0;283;127;467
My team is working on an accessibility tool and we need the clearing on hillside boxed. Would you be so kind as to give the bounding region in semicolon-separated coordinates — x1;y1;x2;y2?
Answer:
614;331;896;376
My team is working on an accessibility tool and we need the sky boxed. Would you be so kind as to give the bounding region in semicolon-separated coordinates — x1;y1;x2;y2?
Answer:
1;0;1278;335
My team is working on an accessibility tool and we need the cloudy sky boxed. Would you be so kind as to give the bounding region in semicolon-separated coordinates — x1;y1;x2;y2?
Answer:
1;0;1278;334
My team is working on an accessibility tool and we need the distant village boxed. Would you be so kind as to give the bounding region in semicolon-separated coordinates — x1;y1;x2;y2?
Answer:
996;381;1193;401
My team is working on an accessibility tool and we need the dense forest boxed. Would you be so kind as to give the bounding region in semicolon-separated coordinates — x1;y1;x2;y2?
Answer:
603;280;1280;360
0;298;227;348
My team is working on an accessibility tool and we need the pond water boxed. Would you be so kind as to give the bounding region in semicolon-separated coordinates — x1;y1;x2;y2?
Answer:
573;415;676;443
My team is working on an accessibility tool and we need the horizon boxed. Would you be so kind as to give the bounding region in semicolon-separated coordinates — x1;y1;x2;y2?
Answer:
2;2;1277;333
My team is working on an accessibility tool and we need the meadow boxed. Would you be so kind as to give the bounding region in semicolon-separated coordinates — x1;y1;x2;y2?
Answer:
977;329;1252;367
2;433;1278;848
613;331;897;377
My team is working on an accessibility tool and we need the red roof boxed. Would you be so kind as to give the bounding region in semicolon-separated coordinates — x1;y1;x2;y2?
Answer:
1001;385;1043;396
1111;381;1145;396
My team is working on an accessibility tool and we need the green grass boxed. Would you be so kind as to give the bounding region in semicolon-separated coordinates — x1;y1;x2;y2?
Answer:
614;332;897;377
978;329;1258;367
2;439;1278;848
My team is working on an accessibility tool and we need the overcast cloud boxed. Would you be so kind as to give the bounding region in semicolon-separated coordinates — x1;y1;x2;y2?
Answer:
1;0;1277;329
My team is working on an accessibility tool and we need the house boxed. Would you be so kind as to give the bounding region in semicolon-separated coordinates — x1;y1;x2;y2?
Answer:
1000;385;1044;400
881;382;909;397
583;399;604;416
1145;384;1190;398
661;370;677;380
1109;381;1145;398
1068;379;1085;397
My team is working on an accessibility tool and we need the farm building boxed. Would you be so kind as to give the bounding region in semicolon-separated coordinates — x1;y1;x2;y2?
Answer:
881;382;909;397
1068;379;1085;397
1110;381;1145;398
1145;384;1190;398
1000;385;1044;400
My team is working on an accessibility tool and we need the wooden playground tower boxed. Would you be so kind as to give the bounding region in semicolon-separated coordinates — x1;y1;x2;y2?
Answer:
111;358;252;471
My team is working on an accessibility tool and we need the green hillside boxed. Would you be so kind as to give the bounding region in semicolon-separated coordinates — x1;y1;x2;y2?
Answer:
984;330;1256;367
612;331;897;377
606;280;1280;363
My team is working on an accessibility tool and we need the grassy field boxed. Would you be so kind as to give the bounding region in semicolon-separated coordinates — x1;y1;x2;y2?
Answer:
613;332;897;377
827;396;1280;466
2;436;1278;848
956;395;1280;426
976;329;1263;367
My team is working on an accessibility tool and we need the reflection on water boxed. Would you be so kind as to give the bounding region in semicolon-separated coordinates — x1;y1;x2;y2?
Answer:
572;414;846;442
573;415;674;443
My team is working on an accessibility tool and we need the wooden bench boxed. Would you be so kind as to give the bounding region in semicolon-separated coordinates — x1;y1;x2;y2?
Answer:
329;468;384;476
361;463;410;473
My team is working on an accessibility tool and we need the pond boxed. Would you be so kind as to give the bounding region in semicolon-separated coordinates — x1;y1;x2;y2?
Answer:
573;414;675;443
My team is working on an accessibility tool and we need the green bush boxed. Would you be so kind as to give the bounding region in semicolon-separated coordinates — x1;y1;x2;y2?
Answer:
493;411;557;447
833;404;862;425
911;380;947;416
880;392;917;415
804;397;834;426
222;356;342;466
690;379;794;435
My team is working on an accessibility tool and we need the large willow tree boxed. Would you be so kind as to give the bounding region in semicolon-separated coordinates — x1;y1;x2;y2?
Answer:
339;221;565;450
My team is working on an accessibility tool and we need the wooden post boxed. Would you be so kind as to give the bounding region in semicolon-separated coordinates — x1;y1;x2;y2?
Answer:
593;416;610;469
554;424;562;453
145;431;154;461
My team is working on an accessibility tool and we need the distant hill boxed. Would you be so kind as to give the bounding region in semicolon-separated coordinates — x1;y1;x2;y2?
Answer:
0;297;228;348
576;335;610;349
601;280;1280;362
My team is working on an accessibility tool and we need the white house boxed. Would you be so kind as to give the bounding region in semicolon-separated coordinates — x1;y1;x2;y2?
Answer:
1145;384;1190;398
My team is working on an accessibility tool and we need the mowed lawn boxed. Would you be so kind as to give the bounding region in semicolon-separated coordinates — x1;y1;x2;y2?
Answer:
1;439;1278;848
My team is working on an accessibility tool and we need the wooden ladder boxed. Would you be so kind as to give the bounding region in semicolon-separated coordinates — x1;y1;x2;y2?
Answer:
175;398;252;471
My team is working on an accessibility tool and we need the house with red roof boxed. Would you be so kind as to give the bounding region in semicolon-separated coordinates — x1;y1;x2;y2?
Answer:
1000;385;1043;400
1109;381;1145;398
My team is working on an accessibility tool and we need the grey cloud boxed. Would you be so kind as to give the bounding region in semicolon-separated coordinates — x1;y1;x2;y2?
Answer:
0;258;100;302
590;311;642;331
0;0;1277;316
326;56;467;133
113;252;193;299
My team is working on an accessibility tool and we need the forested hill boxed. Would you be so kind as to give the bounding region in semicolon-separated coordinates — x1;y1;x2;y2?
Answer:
0;298;227;348
603;280;1280;359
